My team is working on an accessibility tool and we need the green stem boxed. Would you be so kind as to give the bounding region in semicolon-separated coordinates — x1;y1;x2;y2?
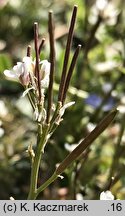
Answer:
27;123;49;200
36;172;58;197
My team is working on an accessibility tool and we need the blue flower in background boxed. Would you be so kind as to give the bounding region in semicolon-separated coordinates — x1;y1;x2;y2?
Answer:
85;94;115;111
85;94;102;108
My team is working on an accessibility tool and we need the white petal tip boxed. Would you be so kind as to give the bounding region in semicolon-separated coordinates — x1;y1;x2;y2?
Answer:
4;70;16;78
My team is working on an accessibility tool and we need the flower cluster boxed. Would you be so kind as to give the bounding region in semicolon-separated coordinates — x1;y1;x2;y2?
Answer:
4;53;51;123
3;6;80;127
4;57;50;88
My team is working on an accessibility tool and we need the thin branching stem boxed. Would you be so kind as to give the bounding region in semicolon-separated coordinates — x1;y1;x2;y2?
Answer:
34;22;41;103
46;11;55;124
58;5;77;102
62;44;81;104
27;45;31;57
84;15;102;59
107;177;115;190
39;38;45;55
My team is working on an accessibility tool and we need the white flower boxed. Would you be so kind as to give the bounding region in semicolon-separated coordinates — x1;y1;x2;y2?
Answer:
100;190;114;200
40;60;50;88
4;56;32;85
4;57;51;89
96;0;108;11
59;101;75;117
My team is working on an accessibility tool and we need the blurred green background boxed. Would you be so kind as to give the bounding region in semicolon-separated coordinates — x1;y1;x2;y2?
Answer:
0;0;125;199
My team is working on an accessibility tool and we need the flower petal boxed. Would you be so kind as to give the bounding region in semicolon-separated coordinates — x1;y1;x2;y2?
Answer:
13;64;23;76
23;56;32;64
40;60;50;75
4;69;17;78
